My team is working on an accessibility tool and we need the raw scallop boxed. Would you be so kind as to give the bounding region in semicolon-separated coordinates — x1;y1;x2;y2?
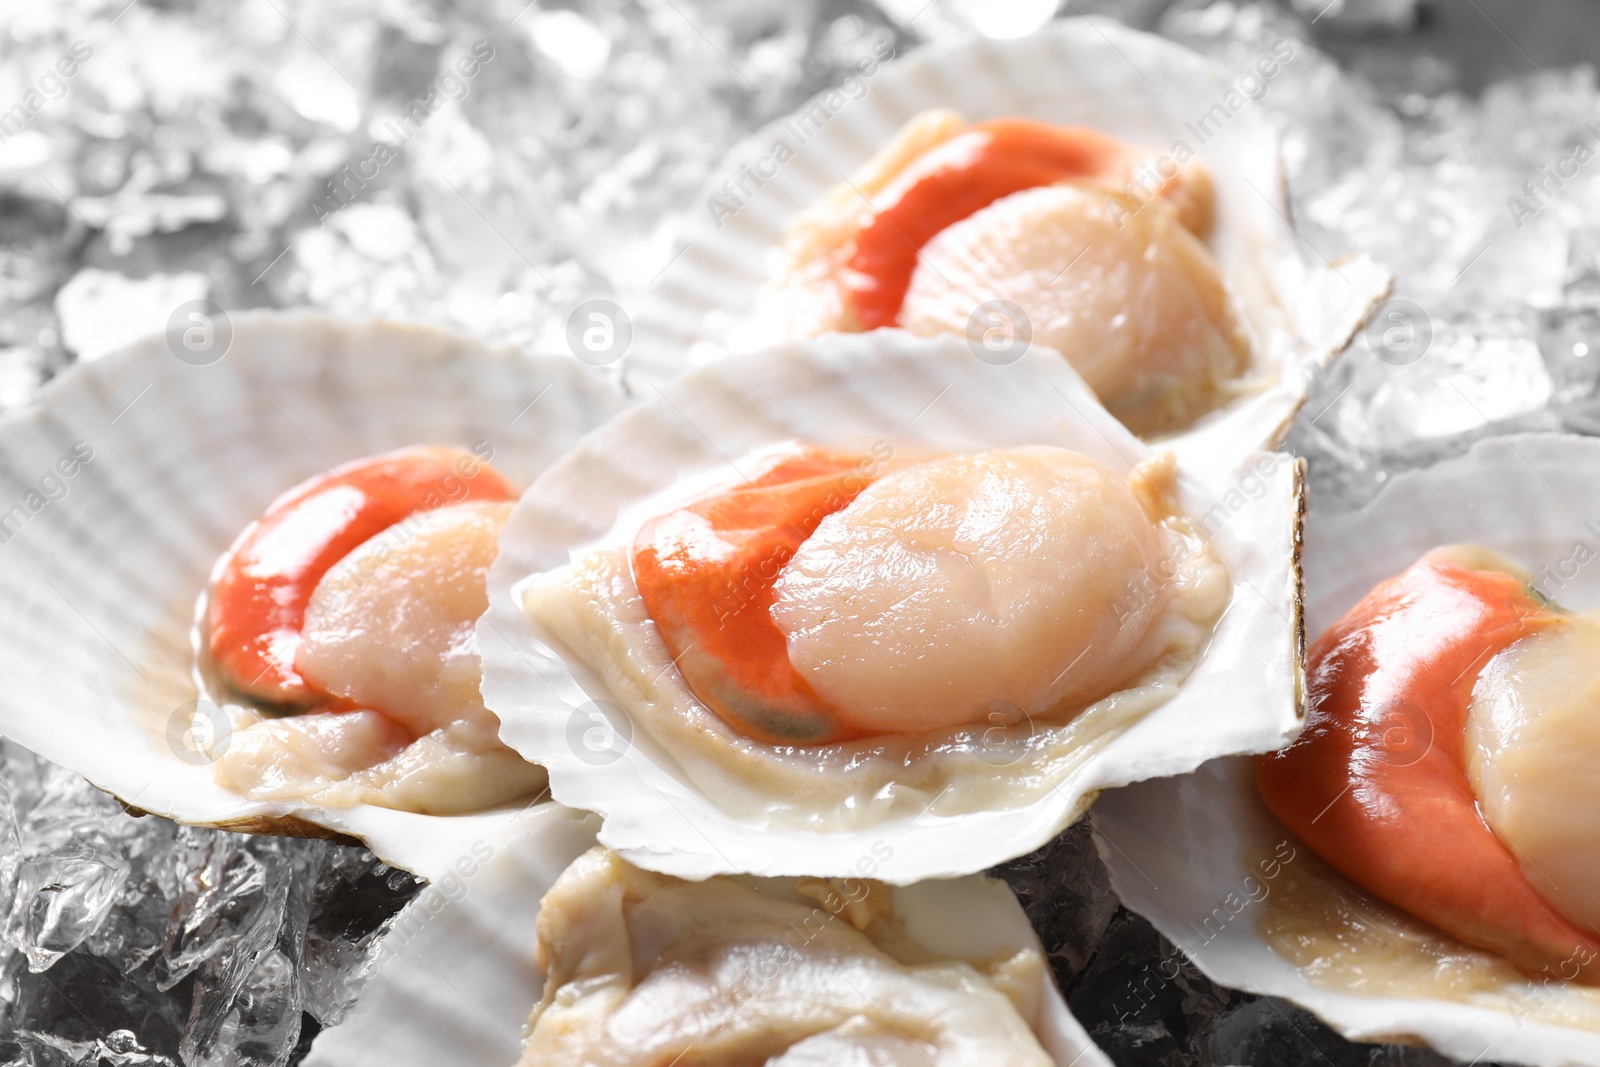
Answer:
771;447;1172;733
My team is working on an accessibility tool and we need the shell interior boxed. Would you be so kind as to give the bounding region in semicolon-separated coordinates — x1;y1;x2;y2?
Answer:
303;805;1110;1067
481;330;1303;883
629;17;1391;470
0;311;625;879
1092;433;1600;1065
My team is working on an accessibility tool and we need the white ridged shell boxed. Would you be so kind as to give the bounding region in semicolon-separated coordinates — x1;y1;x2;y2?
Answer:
304;805;1112;1067
1093;434;1600;1065
630;18;1391;471
482;330;1303;883
0;311;625;880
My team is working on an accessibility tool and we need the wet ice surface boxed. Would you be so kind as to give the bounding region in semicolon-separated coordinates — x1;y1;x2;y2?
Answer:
995;824;1477;1067
1160;0;1600;515
1;0;1597;1063
0;741;420;1066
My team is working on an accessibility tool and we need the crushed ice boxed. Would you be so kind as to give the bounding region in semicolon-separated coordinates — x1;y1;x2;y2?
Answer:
0;0;1592;1063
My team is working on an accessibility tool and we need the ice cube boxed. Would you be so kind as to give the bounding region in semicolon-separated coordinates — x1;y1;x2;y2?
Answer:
53;269;210;362
300;848;422;1027
1539;303;1600;409
1065;907;1245;1062
1540;228;1600;430
990;821;1120;989
8;837;131;973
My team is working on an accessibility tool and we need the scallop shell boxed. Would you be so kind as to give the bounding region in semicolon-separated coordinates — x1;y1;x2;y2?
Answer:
304;804;1112;1067
0;311;625;880
481;329;1303;883
1092;434;1600;1065
629;17;1391;469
